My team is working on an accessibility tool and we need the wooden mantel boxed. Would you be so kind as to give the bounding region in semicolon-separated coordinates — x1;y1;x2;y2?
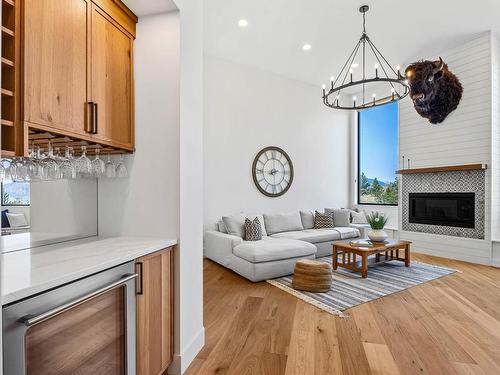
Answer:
396;163;488;175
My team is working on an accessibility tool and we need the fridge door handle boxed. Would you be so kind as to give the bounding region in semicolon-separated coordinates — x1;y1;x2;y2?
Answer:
20;273;138;327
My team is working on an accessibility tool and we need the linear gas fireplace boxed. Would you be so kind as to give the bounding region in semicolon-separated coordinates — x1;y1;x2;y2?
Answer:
409;193;475;228
401;168;485;239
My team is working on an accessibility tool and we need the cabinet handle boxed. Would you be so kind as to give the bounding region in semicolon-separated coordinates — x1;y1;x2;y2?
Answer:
136;262;144;295
86;102;94;133
92;103;98;134
20;273;138;327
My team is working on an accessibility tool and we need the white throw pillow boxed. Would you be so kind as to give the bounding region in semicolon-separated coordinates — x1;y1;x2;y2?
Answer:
6;212;28;228
351;211;368;224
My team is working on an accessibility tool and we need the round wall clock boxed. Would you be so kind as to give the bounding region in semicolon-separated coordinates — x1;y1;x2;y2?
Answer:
252;146;294;197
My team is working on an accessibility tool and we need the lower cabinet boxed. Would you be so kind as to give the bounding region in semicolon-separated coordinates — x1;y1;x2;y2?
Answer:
135;248;174;375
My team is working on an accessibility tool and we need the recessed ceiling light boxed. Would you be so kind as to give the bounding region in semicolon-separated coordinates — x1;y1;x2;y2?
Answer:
351;63;359;68
302;44;312;51
238;19;248;27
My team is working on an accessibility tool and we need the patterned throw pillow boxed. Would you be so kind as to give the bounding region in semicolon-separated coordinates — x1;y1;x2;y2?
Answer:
314;211;334;229
244;217;263;241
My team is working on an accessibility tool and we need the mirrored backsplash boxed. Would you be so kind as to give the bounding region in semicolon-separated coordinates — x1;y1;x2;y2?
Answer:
1;179;97;253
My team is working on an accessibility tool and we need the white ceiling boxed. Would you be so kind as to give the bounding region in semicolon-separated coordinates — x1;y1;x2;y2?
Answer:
122;0;177;17
205;0;500;87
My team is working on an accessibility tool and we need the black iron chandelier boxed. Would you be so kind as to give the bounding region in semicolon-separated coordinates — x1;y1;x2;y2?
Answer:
322;5;409;110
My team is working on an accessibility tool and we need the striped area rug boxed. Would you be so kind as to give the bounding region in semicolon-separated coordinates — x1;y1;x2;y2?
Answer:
267;256;456;317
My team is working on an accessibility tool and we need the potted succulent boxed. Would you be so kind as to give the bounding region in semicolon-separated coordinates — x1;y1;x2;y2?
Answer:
366;211;389;242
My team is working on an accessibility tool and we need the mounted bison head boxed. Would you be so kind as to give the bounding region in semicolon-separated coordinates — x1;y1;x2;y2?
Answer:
404;57;463;124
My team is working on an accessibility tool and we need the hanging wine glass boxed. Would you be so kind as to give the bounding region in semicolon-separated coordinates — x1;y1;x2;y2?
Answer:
0;158;9;181
60;146;77;179
24;147;38;182
105;153;116;178
41;141;60;180
115;155;127;178
76;145;92;178
91;148;106;178
10;158;27;182
32;146;45;181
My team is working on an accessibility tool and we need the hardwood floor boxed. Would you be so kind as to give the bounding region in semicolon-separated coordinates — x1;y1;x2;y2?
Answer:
185;254;500;375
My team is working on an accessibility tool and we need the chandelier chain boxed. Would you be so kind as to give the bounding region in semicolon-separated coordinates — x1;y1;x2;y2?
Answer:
362;9;366;34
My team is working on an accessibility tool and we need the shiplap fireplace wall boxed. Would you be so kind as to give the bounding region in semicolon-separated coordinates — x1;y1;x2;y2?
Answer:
398;31;500;266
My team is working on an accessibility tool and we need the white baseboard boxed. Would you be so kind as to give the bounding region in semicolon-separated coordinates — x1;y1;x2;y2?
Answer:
168;326;205;375
414;248;492;266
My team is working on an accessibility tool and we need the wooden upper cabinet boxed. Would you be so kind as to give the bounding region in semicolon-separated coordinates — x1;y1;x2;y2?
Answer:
91;4;134;149
23;0;90;137
21;0;136;152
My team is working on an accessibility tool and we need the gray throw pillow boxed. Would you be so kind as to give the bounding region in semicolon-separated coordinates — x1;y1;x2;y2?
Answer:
300;210;315;229
244;218;262;241
325;208;351;227
217;219;228;233
263;212;304;235
351;210;368;224
222;214;245;237
314;211;334;229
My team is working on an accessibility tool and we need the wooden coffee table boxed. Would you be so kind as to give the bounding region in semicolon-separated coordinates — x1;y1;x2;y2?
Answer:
332;239;412;278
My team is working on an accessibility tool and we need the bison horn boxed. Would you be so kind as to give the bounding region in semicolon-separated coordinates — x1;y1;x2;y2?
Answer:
432;57;444;74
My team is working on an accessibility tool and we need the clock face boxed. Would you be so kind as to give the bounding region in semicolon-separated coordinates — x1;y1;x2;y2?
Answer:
252;146;294;197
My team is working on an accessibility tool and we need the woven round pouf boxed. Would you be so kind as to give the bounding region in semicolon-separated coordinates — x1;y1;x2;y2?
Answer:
292;259;332;293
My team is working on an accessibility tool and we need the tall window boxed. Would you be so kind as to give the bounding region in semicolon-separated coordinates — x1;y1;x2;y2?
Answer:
358;102;398;205
1;181;30;206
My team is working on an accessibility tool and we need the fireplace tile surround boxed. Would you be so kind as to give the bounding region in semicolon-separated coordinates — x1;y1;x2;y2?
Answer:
401;170;485;239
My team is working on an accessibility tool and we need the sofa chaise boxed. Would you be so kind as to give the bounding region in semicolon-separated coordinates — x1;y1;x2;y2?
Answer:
204;210;369;282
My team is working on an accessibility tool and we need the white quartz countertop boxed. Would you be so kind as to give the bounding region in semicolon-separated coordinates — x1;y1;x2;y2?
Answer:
1;236;177;305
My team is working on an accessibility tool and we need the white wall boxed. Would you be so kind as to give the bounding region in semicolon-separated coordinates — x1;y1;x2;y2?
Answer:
174;0;205;373
398;32;493;264
98;12;180;239
491;32;500;243
204;56;351;228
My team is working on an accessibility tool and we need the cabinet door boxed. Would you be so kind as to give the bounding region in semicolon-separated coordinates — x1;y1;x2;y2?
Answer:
136;248;174;375
91;4;134;150
23;0;90;136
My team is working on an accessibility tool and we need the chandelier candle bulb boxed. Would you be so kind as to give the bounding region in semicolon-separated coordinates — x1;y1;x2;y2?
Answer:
375;63;379;78
353;96;357;107
322;84;326;97
372;93;376;105
349;69;353;82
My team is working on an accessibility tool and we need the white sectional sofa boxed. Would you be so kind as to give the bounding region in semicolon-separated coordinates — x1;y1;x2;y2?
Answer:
204;210;369;282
